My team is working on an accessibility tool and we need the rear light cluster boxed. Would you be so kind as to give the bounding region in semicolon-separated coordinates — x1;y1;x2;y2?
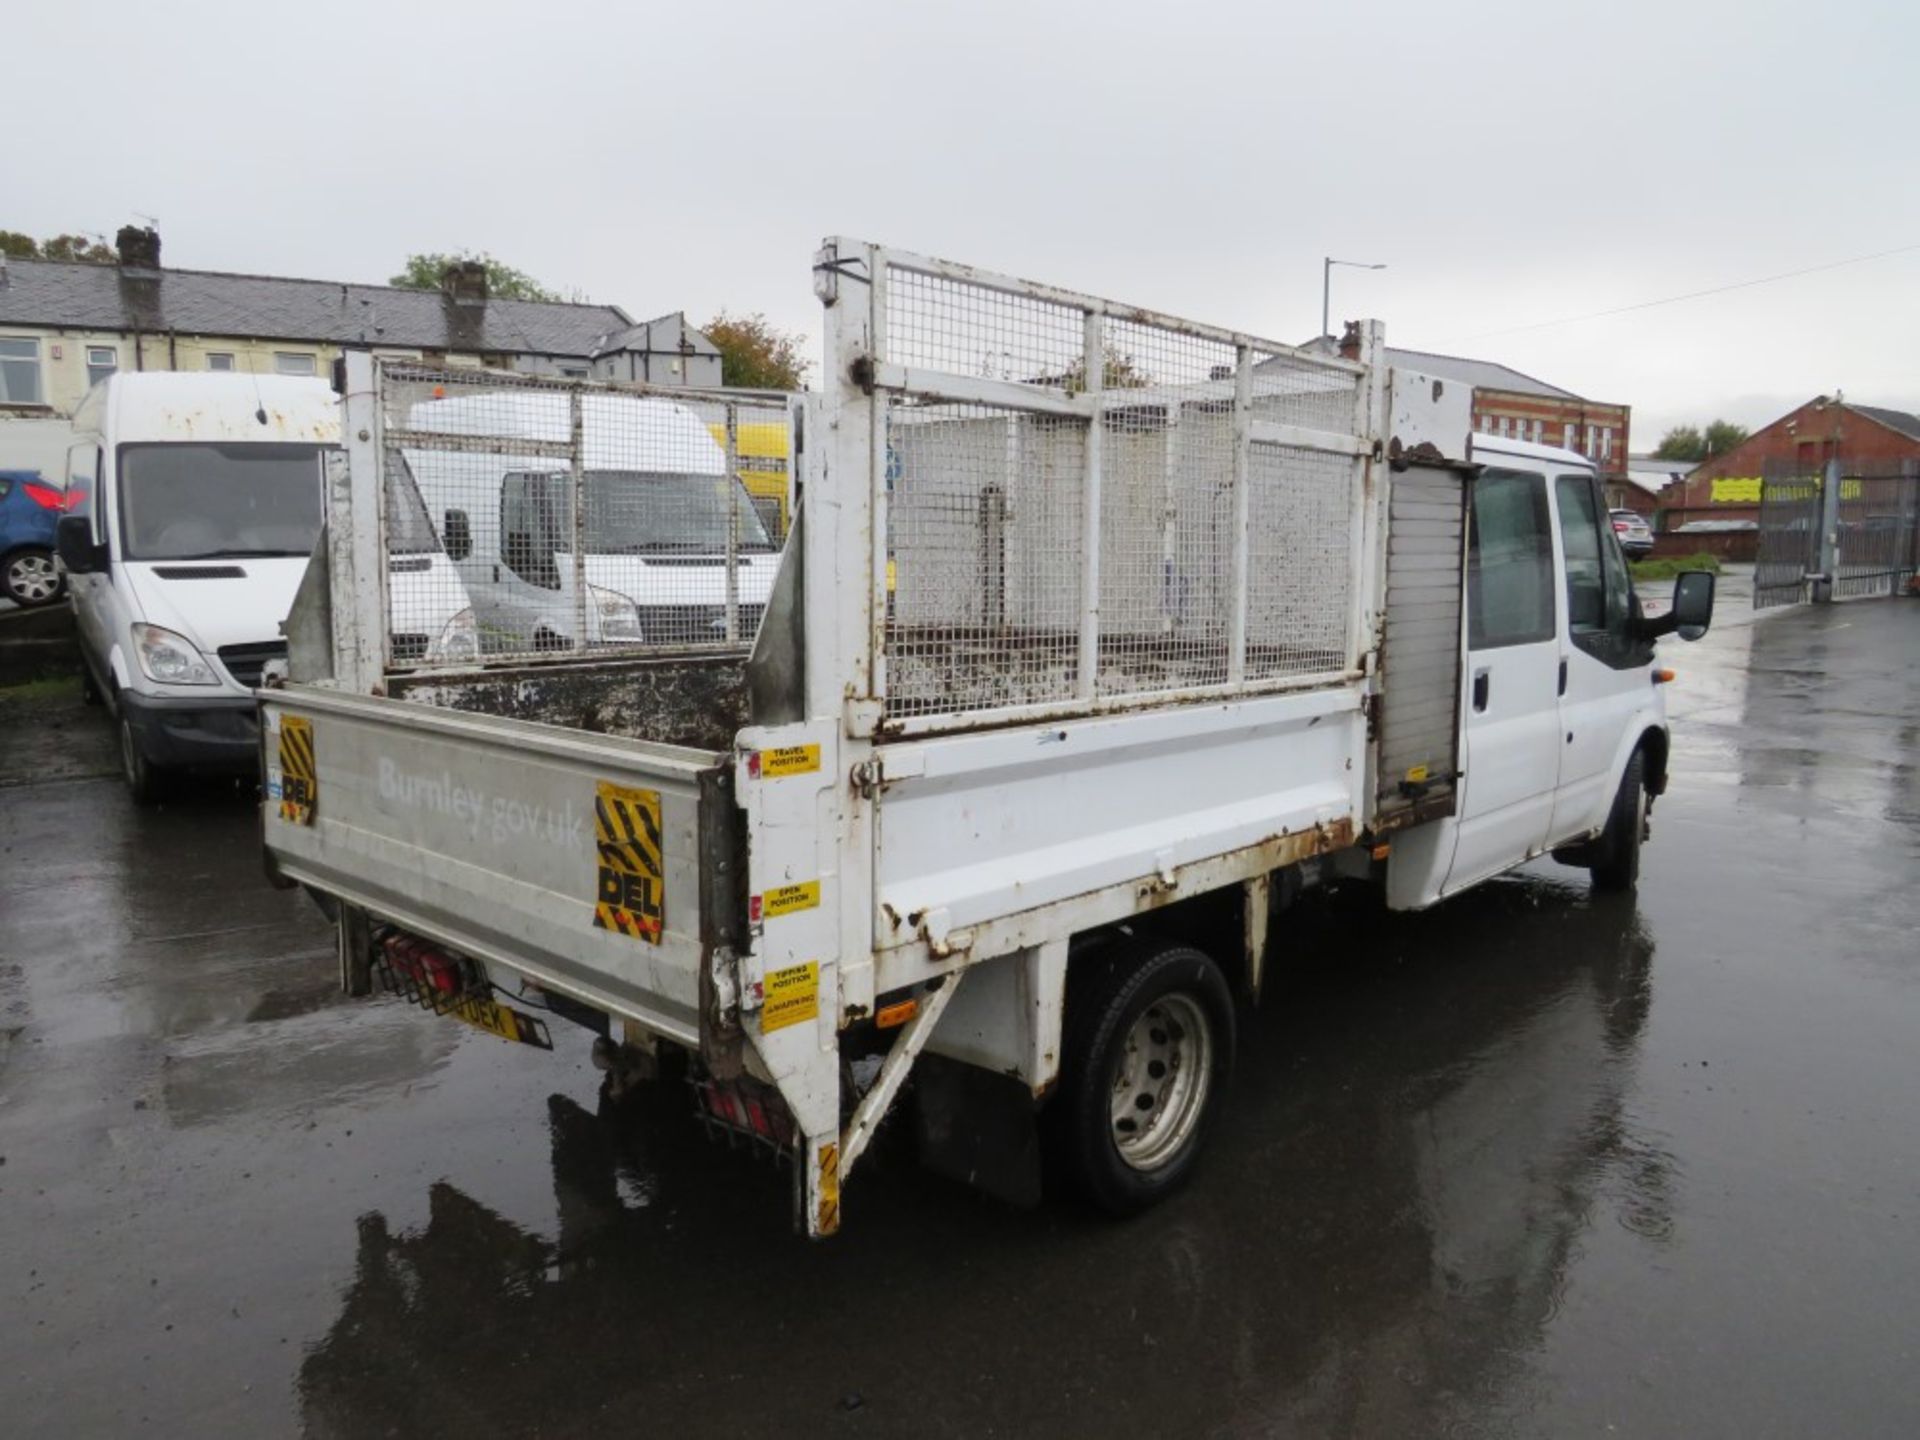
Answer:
689;1069;796;1157
377;932;479;1012
21;481;66;511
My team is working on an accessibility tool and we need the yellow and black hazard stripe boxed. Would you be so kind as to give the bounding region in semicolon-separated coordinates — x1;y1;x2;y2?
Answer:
278;715;316;825
593;779;664;941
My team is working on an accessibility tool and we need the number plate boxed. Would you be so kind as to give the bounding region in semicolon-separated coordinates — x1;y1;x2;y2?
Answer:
442;992;552;1049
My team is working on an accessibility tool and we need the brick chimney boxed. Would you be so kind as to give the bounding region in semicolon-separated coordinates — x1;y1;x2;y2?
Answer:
1337;320;1362;363
440;260;489;304
116;224;162;270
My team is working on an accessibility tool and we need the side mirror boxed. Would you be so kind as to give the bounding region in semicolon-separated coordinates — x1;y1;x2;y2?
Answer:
1671;570;1715;641
56;514;106;575
443;508;472;562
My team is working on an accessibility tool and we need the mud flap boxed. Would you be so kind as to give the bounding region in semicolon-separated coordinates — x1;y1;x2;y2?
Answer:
912;1052;1044;1209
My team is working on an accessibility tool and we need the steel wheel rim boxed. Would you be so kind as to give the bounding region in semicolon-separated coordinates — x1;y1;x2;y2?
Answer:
1109;991;1213;1171
9;553;58;602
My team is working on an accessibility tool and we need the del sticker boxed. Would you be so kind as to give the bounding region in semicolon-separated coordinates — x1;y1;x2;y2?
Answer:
751;744;821;779
761;961;820;1033
593;779;664;942
754;880;821;923
277;715;317;825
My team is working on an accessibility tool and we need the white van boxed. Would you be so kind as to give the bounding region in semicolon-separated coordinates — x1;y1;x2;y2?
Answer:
59;373;476;801
402;389;780;652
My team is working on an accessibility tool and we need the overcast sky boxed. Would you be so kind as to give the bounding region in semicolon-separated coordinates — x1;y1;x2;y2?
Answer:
7;0;1915;444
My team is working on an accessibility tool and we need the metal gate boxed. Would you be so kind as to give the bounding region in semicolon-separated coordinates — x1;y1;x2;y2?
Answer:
1754;466;1920;607
1753;475;1820;608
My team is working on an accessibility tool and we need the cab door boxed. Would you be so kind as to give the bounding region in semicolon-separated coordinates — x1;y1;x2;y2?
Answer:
1444;467;1564;893
1548;472;1651;844
63;441;110;667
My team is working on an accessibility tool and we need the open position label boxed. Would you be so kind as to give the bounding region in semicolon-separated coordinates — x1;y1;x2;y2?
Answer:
278;715;317;825
761;961;819;1033
592;779;663;942
751;879;821;924
749;744;821;780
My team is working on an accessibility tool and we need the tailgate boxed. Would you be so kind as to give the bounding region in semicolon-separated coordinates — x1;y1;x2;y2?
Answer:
260;684;739;1045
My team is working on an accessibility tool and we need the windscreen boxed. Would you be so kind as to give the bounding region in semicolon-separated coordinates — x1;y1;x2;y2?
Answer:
386;458;441;555
508;471;774;557
118;443;325;560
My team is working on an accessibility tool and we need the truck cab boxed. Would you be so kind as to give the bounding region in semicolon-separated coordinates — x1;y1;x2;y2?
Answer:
1388;431;1698;905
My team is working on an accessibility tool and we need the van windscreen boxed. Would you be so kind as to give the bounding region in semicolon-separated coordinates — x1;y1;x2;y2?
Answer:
118;443;325;561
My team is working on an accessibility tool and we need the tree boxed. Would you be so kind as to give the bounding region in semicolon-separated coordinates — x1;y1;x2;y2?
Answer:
389;251;558;302
1702;420;1750;457
1032;348;1152;394
1653;420;1751;462
0;230;116;263
1653;425;1704;461
704;311;810;390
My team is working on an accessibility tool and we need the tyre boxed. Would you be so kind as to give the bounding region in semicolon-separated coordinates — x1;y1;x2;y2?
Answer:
1590;750;1647;893
80;664;102;706
117;701;170;805
1053;938;1235;1216
2;547;64;607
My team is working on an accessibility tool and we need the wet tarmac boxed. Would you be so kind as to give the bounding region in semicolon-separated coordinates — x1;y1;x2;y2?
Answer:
2;593;1917;1438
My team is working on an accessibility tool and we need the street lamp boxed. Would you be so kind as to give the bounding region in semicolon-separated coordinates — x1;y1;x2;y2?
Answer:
1322;257;1387;344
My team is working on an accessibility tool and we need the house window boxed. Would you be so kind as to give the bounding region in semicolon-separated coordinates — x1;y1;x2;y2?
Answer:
1531;419;1543;442
274;352;317;376
1601;426;1614;460
0;337;42;405
206;352;236;372
86;346;118;387
1563;421;1575;449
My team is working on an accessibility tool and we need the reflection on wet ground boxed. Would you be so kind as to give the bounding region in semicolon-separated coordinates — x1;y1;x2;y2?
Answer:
2;599;1917;1437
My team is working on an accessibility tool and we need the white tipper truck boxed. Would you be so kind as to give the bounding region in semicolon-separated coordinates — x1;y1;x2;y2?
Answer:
257;240;1715;1237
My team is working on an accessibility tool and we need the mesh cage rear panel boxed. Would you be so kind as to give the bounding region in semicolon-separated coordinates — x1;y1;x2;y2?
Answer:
877;264;1365;723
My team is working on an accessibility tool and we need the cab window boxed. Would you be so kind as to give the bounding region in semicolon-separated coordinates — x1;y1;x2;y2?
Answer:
1556;472;1643;665
1468;468;1556;649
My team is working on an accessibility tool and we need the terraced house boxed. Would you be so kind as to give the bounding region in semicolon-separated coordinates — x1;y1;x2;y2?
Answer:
0;226;719;477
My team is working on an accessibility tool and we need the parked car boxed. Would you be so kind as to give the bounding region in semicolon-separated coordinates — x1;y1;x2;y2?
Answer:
0;468;68;607
1610;508;1654;558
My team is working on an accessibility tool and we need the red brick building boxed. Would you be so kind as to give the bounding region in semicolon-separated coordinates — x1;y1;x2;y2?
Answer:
1665;397;1920;530
1385;347;1631;489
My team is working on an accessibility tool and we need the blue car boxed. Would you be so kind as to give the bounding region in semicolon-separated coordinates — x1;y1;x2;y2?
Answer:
0;468;68;607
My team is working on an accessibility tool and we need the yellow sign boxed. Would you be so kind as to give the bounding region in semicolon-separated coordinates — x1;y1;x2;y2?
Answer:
762;961;820;1033
1405;764;1430;784
277;715;316;825
1710;476;1763;504
755;744;821;779
760;880;821;920
593;780;664;942
815;1140;840;1236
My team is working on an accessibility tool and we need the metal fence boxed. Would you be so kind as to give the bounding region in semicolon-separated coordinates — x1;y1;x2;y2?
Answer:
843;243;1373;728
1754;463;1920;607
372;364;794;670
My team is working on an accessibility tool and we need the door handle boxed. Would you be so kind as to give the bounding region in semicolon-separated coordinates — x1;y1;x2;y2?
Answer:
1558;657;1569;696
1472;667;1490;712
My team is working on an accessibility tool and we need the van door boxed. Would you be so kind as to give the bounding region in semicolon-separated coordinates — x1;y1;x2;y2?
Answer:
1548;471;1650;844
1444;467;1563;893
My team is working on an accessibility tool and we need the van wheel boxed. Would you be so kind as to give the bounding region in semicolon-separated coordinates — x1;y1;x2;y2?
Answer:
1591;751;1647;893
1053;939;1234;1215
118;704;170;805
2;547;64;607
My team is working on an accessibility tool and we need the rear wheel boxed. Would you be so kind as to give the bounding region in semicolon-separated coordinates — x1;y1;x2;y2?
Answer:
1054;938;1234;1215
2;547;63;607
1591;751;1646;893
